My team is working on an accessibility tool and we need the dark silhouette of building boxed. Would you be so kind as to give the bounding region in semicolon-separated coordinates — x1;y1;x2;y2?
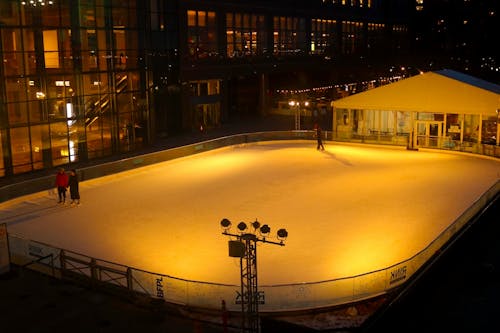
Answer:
0;0;438;181
410;0;499;82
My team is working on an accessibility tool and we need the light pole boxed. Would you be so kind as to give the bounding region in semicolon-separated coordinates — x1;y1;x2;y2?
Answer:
288;100;309;130
220;218;288;333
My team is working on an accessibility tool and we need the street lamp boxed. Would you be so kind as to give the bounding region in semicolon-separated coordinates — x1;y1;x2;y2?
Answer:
220;218;288;333
288;100;309;130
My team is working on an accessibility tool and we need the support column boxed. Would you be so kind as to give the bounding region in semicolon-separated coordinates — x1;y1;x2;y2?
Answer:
258;73;268;116
496;110;500;146
240;234;259;333
0;27;12;175
332;105;337;140
460;115;464;144
478;114;483;149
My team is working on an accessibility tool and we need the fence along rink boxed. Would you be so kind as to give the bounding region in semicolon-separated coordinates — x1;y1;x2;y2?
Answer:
4;132;499;312
6;179;498;312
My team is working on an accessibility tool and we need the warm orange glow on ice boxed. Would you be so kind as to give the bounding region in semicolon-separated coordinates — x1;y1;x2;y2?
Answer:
3;141;499;285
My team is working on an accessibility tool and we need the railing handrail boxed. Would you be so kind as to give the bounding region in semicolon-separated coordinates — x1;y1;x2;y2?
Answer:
5;131;499;312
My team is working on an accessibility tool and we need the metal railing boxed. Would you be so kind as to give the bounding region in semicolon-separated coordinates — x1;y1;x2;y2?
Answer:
7;180;498;312
333;130;500;158
2;129;497;203
5;130;499;313
3;131;500;312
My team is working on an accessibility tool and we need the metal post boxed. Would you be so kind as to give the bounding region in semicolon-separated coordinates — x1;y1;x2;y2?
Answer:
295;106;299;131
241;234;259;333
126;267;133;290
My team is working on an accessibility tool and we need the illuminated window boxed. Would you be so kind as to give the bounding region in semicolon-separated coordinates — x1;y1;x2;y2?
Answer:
189;79;221;130
367;22;385;54
481;116;498;144
392;24;409;53
341;21;363;55
311;19;336;55
42;29;73;70
1;28;26;76
416;0;424;11
273;16;307;55
226;13;265;58
187;10;217;60
11;127;33;174
43;30;60;68
190;80;220;96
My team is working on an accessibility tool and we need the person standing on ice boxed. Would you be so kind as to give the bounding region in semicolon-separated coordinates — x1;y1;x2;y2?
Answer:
55;167;69;203
315;124;325;151
68;169;80;205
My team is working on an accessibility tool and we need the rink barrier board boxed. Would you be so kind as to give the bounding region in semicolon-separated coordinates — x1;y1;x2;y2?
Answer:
6;180;498;312
0;131;315;203
3;131;500;312
1;130;497;203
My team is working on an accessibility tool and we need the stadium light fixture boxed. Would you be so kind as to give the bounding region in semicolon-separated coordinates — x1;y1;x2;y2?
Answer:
219;218;287;333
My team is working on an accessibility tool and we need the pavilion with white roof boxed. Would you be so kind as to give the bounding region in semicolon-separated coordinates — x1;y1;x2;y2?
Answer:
332;69;500;150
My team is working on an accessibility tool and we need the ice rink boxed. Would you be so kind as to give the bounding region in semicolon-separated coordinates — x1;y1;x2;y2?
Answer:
2;141;499;286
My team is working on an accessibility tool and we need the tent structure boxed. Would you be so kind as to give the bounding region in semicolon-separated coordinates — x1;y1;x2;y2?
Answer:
331;69;500;150
332;69;500;115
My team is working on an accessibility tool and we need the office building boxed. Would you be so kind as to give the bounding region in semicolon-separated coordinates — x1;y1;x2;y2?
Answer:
0;0;413;179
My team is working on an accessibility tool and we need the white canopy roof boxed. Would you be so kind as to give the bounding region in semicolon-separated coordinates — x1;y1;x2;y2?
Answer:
332;69;500;116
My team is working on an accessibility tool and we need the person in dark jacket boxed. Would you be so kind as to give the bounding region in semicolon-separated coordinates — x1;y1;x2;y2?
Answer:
315;124;325;151
55;168;69;203
68;169;80;205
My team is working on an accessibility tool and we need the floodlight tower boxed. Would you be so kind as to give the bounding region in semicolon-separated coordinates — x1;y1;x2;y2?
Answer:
220;218;288;333
288;100;308;130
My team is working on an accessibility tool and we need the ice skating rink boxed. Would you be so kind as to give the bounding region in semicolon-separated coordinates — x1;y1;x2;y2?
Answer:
2;141;499;285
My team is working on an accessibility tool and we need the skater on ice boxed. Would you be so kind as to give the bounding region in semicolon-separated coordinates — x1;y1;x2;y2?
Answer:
55;167;68;203
68;169;80;205
315;123;325;151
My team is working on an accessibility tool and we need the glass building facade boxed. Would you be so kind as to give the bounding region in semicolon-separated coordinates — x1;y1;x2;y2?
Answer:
0;0;412;179
0;0;151;177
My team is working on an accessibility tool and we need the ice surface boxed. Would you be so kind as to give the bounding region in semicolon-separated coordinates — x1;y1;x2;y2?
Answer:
2;141;499;285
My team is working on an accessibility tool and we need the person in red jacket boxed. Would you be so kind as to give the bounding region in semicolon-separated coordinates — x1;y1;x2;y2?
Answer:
55;167;69;203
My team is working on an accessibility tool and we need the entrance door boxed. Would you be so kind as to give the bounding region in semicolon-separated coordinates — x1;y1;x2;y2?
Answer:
415;121;443;147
